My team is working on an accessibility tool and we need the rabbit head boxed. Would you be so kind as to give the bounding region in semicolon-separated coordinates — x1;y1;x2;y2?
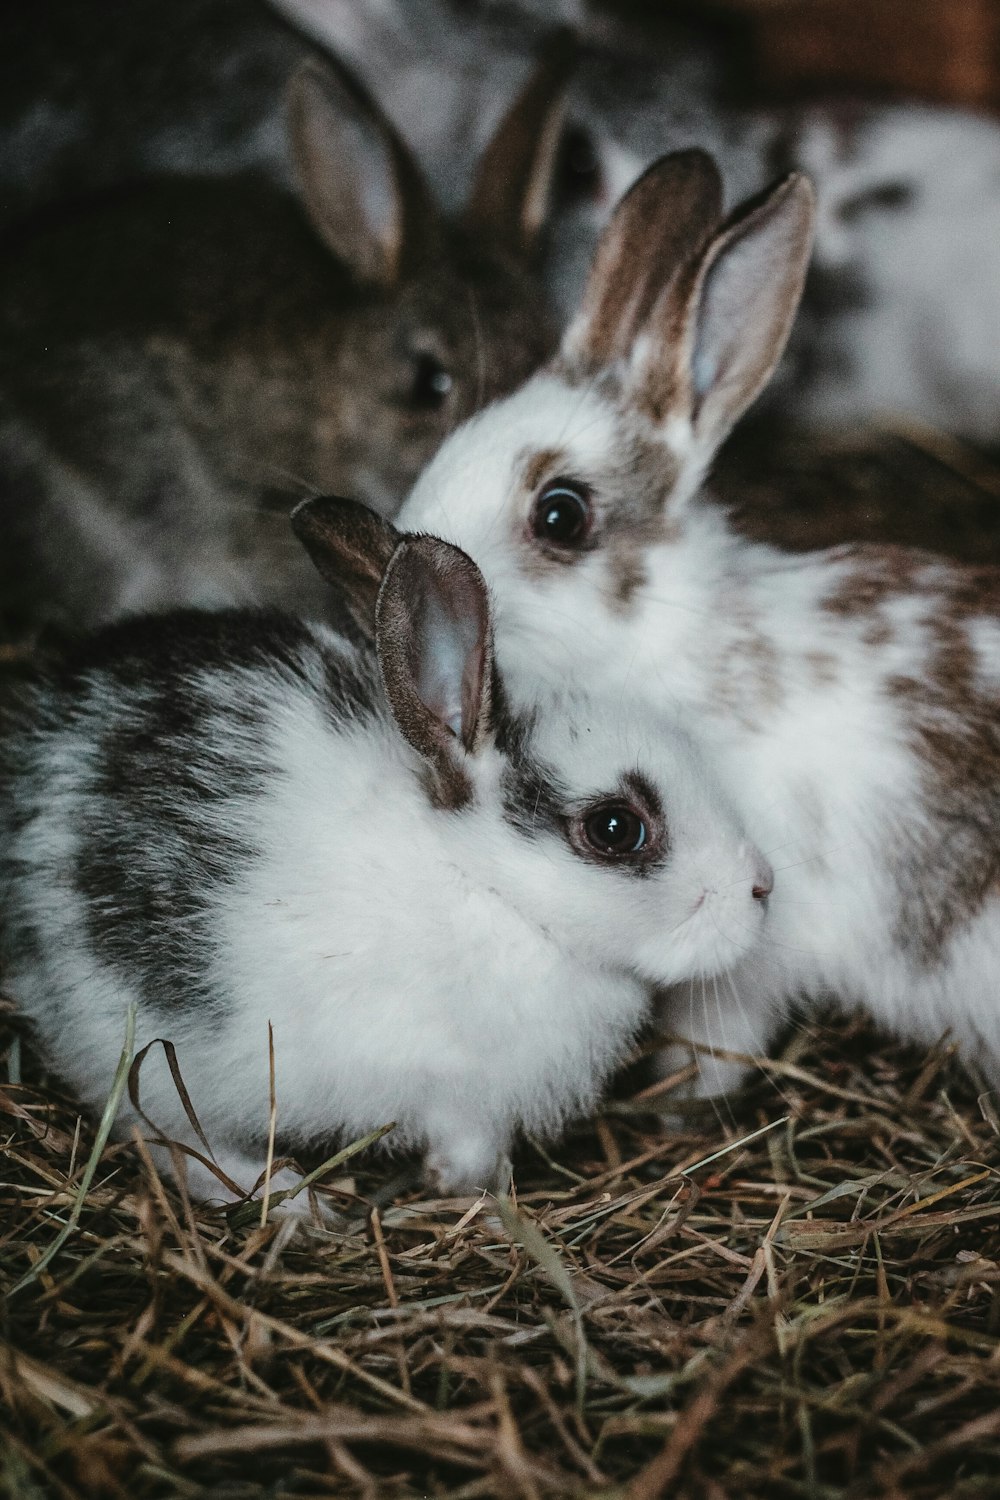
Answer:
277;42;571;508
0;40;569;629
292;495;774;993
398;151;815;688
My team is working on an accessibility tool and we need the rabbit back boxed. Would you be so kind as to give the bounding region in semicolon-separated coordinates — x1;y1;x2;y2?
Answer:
0;611;371;1019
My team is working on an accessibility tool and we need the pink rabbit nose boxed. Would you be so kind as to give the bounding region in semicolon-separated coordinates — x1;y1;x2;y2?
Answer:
752;860;774;901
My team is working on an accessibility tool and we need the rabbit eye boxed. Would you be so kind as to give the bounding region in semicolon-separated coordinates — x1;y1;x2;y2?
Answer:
409;352;453;410
531;480;592;549
582;802;647;858
557;124;602;202
839;180;915;224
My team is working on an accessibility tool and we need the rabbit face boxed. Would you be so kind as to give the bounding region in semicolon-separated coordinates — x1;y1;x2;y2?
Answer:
399;376;668;689
290;495;773;998
277;244;556;514
491;693;774;989
400;153;816;693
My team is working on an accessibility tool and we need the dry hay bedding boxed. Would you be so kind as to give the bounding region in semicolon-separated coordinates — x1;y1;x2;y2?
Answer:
3;423;1000;1498
2;996;1000;1500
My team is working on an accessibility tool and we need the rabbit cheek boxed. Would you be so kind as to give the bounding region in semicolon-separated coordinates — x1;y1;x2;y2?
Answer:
646;869;770;986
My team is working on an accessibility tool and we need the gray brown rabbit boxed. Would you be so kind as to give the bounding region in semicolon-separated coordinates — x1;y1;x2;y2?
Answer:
0;44;568;633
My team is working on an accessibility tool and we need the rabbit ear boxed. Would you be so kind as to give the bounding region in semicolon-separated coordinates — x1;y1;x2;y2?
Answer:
287;58;437;289
464;28;577;259
560;150;724;373
291;496;400;634
629;172;816;449
376;537;494;808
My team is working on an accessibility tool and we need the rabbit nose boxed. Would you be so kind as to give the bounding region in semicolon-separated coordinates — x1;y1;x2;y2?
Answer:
752;859;774;902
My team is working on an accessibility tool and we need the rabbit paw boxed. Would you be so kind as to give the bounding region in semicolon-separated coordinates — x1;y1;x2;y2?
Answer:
425;1135;509;1197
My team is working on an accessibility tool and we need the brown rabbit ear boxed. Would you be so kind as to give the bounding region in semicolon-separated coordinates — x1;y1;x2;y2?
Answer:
560;149;724;374
375;537;494;809
287;58;438;289
464;27;577;260
291;496;400;634
632;172;816;446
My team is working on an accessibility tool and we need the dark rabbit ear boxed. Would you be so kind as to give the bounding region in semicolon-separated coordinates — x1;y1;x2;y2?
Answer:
464;28;577;259
291;496;400;633
561;149;724;373
287;58;438;288
375;536;493;809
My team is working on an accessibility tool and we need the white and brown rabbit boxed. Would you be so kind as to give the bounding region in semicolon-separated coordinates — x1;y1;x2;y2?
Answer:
0;497;771;1207
0;43;567;634
400;149;1000;1096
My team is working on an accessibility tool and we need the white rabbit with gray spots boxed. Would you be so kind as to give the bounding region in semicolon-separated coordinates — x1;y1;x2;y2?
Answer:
399;149;1000;1095
0;498;771;1207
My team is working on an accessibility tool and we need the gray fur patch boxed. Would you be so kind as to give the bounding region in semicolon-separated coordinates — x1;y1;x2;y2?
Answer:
0;610;380;1018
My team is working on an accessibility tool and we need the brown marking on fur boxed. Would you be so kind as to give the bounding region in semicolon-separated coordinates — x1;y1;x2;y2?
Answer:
805;650;839;687
735;631;785;713
561;151;723;376
862;620;894;649
889;703;1000;962
632;261;700;428
607;545;649;614
518;412;681;581
937;566;1000;620
820;545;927;618
520;446;569;498
879;563;1000;962
518;441;575;583
708;622;786;728
520;537;589;580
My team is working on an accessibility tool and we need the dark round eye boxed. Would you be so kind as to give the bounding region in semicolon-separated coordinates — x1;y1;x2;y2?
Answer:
556;123;602;202
409;352;453;410
531;481;591;548
583;802;647;857
839;180;915;225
